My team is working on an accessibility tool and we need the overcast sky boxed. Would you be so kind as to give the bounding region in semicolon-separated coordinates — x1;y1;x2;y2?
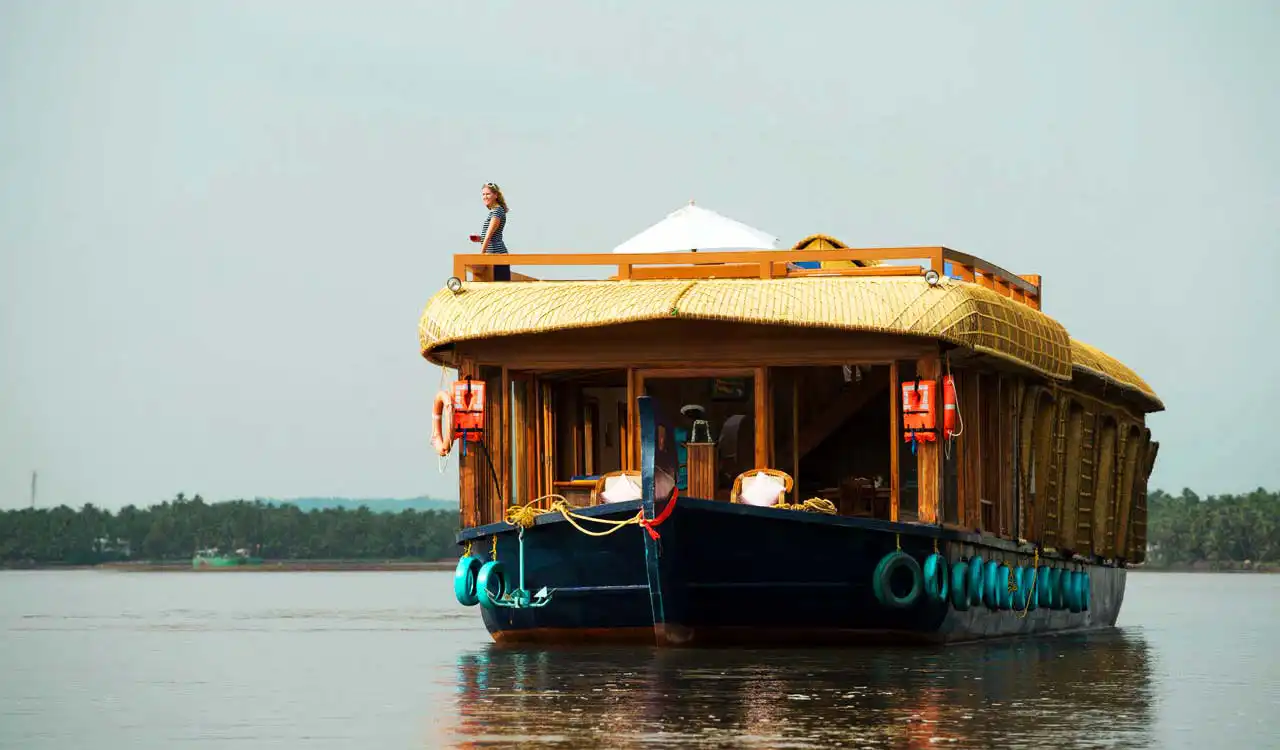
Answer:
2;0;1276;510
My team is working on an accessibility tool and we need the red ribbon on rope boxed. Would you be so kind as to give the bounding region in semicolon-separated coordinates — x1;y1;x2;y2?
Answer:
639;487;678;540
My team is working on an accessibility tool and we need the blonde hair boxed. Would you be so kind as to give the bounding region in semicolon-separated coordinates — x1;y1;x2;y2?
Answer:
484;182;509;211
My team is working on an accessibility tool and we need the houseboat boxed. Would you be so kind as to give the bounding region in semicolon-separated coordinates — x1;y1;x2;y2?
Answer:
419;209;1161;646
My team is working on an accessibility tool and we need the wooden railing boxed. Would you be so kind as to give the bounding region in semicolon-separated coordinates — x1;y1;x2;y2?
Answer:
452;246;1041;310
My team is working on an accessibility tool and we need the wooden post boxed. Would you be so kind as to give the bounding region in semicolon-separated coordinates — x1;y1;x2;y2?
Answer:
501;367;512;508
458;357;478;526
753;367;770;469
957;371;983;530
792;376;800;493
889;361;900;522
625;368;638;470
916;355;942;524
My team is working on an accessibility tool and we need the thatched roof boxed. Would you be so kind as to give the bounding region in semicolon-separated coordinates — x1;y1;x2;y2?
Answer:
1070;338;1162;409
419;276;1074;381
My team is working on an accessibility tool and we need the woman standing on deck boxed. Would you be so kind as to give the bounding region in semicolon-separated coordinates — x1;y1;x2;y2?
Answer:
471;182;510;281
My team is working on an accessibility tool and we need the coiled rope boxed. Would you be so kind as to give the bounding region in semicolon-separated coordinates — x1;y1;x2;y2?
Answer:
503;490;678;539
771;497;838;514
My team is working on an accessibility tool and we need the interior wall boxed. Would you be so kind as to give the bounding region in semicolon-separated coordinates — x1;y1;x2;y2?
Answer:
582;386;627;475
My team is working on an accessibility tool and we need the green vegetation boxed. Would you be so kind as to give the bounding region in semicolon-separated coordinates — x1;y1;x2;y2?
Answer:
259;496;457;513
0;494;460;566
2;488;1277;569
1145;488;1279;570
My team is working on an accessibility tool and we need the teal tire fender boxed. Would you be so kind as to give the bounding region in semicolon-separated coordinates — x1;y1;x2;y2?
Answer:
1062;570;1081;613
967;556;985;608
923;553;949;605
983;560;1001;609
476;560;507;609
454;555;483;607
1010;566;1027;611
1080;571;1092;611
950;558;971;610
1020;566;1038;612
873;551;923;609
1036;566;1053;608
995;564;1013;610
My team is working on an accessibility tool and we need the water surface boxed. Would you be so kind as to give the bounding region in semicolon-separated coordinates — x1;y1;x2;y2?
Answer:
2;570;1276;748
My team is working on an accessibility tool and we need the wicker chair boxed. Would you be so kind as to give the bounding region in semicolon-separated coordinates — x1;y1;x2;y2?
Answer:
591;470;642;505
729;468;794;506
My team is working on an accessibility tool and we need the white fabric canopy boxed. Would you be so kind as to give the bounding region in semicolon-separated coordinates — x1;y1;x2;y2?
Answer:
611;202;780;254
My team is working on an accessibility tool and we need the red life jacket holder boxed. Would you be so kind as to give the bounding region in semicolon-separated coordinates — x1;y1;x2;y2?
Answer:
902;378;938;455
452;377;486;458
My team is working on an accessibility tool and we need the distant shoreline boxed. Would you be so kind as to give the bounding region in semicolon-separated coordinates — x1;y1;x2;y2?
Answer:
5;563;1276;574
1133;565;1278;574
2;560;458;573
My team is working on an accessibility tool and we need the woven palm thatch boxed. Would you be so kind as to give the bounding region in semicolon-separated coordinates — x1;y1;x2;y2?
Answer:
419;276;1074;380
791;234;880;267
1070;338;1162;409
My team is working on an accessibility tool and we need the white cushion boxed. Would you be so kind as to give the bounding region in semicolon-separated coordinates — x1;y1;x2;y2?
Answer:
739;472;786;507
601;474;642;503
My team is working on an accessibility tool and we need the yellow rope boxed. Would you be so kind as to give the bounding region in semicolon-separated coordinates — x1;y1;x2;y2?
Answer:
771;497;837;514
462;540;473;559
553;501;646;537
489;535;497;561
1015;548;1040;619
503;494;647;537
504;494;567;528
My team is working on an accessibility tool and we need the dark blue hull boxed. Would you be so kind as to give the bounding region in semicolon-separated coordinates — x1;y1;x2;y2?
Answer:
454;496;1126;647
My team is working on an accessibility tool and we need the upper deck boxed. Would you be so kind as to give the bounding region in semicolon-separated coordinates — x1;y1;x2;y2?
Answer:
424;237;1160;412
450;239;1043;308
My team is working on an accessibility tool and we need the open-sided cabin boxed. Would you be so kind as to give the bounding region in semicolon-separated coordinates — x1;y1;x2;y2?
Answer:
422;235;1161;646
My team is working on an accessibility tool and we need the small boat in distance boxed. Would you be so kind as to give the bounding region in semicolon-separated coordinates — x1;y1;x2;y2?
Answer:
419;210;1161;647
192;547;263;569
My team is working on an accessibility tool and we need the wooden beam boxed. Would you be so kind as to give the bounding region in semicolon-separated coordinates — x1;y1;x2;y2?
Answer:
626;368;638;471
1019;274;1042;310
754;367;770;470
501;367;512;509
957;371;983;530
916;355;942;524
454;246;950;272
458;356;478;526
942;249;1041;296
459;321;935;371
889;360;901;523
792;376;801;494
616;263;924;281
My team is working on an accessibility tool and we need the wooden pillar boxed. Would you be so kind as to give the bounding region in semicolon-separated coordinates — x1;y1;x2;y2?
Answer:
625;368;638;470
753;367;770;469
458;357;479;526
957;371;983;530
889;361;901;522
792;377;801;493
916;355;942;524
501;367;512;509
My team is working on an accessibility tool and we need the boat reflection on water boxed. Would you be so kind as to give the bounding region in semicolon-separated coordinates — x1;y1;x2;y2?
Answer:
445;631;1153;748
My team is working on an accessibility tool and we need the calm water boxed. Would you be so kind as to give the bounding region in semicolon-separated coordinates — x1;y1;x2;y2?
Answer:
1;570;1277;749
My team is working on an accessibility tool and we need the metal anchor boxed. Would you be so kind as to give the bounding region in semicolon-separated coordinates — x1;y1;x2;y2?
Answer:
489;527;554;609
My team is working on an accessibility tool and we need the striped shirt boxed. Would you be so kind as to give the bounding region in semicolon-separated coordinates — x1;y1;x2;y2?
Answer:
480;206;508;254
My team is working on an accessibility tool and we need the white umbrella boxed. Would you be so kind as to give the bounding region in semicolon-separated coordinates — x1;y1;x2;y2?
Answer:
611;202;780;254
